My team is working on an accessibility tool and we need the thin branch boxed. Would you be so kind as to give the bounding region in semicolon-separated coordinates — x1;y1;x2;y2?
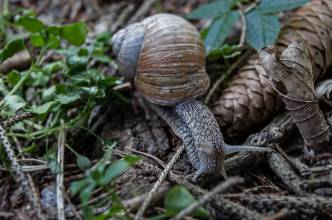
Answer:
127;147;166;169
0;124;45;219
1;112;34;129
237;4;246;48
134;144;185;220
56;120;66;220
171;177;244;220
128;0;156;24
140;161;265;220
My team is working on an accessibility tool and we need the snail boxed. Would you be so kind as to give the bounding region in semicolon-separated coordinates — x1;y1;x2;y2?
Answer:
112;13;271;181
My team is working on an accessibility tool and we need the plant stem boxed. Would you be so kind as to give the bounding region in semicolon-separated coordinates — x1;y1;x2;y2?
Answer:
0;71;30;109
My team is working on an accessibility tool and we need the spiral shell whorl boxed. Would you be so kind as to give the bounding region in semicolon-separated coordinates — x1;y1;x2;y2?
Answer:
112;23;145;80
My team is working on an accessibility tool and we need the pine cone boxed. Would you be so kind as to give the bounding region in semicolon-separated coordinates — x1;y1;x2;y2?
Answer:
213;0;332;138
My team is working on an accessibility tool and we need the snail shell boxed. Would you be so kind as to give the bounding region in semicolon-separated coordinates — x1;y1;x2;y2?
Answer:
112;13;210;106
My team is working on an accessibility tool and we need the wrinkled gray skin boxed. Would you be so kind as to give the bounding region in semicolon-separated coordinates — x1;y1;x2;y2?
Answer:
149;100;226;180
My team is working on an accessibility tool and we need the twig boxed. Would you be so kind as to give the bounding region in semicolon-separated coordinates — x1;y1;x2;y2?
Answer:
0;124;45;219
127;147;166;168
171;177;244;220
113;82;132;91
224;113;294;175
235;194;332;216
128;0;156;24
111;4;135;33
1;112;34;129
274;144;310;177
56;120;66;220
237;3;246;48
134;144;185;220
64;192;82;220
205;49;252;104
0;212;14;219
267;149;307;195
140;161;265;220
123;185;170;212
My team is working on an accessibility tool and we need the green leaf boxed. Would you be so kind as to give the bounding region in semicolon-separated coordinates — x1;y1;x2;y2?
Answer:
7;70;21;85
61;22;88;46
16;16;45;32
70;179;88;195
76;154;92;171
55;93;81;105
164;186;209;218
98;155;140;185
42;85;56;101
258;0;309;13
245;10;280;50
4;95;26;112
204;11;239;54
187;0;237;19
0;38;25;64
30;33;44;47
79;182;95;203
29;101;56;114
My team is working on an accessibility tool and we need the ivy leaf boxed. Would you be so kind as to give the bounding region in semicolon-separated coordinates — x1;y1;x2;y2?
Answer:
61;22;88;46
245;10;280;51
16;16;45;32
0;38;25;64
187;0;237;19
164;186;209;218
258;0;309;13
4;95;26;112
204;11;239;54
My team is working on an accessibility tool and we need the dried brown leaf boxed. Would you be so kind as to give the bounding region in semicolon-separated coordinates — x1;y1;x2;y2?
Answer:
259;40;329;151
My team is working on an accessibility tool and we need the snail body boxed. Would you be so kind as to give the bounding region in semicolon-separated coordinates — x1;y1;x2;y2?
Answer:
112;13;270;180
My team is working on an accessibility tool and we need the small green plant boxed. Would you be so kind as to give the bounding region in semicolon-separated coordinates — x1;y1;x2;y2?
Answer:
70;145;141;219
148;186;209;220
188;0;309;54
0;10;121;161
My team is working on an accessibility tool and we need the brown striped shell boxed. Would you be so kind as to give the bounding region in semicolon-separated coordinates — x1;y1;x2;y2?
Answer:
112;13;210;106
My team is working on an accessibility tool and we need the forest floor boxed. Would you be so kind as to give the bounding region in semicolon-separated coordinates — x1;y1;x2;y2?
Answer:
1;0;332;220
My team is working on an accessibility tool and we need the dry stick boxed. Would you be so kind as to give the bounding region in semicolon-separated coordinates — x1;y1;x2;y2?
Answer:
224;113;294;174
111;4;135;33
1;112;34;129
134;144;185;220
234;194;332;215
274;144;310;177
237;3;246;48
205;49;252;104
64;192;82;220
171;177;244;220
0;124;45;220
140;161;265;220
113;81;132;91
127;147;166;168
128;0;156;24
123;185;170;212
267;150;307;195
56;120;66;220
